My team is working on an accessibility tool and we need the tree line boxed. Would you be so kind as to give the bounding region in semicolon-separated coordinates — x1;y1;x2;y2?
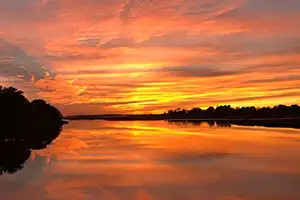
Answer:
166;104;300;119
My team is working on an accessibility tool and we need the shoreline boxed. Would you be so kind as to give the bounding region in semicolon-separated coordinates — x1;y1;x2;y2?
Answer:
64;116;300;129
65;116;300;121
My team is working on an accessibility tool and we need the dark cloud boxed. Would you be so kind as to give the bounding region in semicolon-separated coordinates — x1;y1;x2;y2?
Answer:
234;0;300;14
99;37;135;49
78;38;101;47
159;66;236;78
44;53;105;62
0;39;53;81
64;66;236;78
246;75;300;84
63;100;157;109
120;0;153;21
203;91;300;106
156;151;233;164
0;0;59;22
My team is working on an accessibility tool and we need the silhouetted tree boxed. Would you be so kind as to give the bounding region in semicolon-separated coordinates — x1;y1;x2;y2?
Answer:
205;106;215;118
165;103;300;129
165;104;300;119
0;86;65;175
215;105;234;118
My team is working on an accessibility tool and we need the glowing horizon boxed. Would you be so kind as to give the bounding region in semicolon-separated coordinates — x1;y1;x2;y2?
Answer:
1;0;300;115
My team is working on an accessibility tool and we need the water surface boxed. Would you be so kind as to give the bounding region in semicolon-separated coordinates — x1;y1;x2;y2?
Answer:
1;120;300;200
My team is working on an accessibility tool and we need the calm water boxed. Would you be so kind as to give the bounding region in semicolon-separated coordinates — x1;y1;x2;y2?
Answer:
1;120;300;200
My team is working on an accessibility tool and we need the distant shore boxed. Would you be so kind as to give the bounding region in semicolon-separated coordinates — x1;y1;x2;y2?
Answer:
64;115;300;129
65;114;166;121
65;114;300;121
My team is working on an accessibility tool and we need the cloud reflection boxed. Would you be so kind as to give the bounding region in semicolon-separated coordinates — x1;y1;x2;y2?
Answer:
1;121;298;199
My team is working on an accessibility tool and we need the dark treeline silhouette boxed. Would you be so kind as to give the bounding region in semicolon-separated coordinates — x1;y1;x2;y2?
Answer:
0;86;65;175
67;104;300;128
166;104;300;119
166;105;300;129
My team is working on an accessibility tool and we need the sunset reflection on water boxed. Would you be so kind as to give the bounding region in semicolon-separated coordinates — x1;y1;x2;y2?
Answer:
1;120;300;200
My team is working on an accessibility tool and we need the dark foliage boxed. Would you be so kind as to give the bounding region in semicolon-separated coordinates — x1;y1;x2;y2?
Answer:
0;86;65;175
166;104;300;119
166;105;300;129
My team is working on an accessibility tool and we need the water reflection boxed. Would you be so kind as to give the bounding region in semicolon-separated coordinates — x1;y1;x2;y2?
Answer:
1;120;300;199
0;120;62;176
0;142;31;175
169;120;204;127
168;120;234;127
169;119;300;129
0;126;62;175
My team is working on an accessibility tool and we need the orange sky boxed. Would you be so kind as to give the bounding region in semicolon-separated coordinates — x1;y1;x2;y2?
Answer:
1;0;300;115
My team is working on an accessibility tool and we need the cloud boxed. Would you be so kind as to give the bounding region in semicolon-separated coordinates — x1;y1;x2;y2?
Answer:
156;151;233;164
0;0;59;22
158;66;237;78
0;39;54;81
99;37;136;49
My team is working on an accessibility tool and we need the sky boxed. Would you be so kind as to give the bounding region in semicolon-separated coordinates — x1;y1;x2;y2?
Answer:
0;0;300;115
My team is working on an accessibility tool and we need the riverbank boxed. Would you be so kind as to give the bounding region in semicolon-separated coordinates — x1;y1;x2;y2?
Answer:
65;115;300;129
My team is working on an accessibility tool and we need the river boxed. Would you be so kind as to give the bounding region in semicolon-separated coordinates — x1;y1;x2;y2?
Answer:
1;120;300;199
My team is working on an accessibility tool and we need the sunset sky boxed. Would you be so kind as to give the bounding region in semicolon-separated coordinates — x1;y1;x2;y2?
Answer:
1;0;300;115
